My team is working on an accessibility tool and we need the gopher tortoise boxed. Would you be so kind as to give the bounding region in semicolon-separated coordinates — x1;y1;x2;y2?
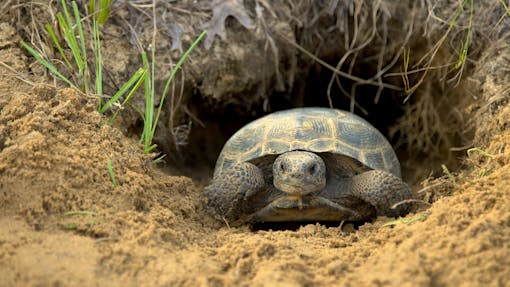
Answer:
204;107;412;224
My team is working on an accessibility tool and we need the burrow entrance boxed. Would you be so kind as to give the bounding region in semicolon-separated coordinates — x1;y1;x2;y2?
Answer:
173;58;471;190
130;3;477;191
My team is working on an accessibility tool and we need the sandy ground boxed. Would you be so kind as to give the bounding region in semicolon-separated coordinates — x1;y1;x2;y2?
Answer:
1;1;510;286
2;54;510;287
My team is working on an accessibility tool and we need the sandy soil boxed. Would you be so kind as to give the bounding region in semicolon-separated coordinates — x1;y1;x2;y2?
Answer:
1;1;510;286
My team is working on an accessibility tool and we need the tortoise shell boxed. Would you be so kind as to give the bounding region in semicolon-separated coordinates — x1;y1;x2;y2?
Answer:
213;107;401;178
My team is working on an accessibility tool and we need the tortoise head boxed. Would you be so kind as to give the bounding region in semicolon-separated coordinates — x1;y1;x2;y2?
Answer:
273;151;326;196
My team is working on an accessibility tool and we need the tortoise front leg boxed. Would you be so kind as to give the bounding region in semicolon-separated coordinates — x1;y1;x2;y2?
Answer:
203;162;265;222
350;170;413;217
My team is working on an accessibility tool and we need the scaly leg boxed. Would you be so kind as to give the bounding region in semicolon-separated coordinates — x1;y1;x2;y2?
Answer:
350;170;413;217
203;162;265;222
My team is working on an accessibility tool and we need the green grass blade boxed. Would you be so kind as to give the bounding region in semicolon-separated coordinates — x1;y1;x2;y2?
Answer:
89;0;103;107
93;18;103;102
72;1;90;93
467;147;495;159
108;77;144;123
455;0;473;69
98;0;111;25
151;30;206;137
58;1;82;71
20;40;77;89
60;0;74;29
500;0;510;17
141;51;154;153
145;144;157;153
119;69;146;106
57;12;83;73
151;153;167;164
45;24;73;69
99;68;146;114
106;159;118;186
72;1;87;67
88;0;95;15
449;0;468;29
88;0;110;25
147;46;156;152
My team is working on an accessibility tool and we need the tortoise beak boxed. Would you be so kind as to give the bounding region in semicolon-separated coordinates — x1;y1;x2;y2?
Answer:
274;182;326;196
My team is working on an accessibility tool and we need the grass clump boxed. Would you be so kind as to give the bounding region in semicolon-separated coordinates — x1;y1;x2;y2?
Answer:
20;0;145;122
20;0;206;155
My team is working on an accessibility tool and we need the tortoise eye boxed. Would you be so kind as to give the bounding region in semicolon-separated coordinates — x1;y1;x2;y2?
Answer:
280;162;285;171
308;164;317;175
